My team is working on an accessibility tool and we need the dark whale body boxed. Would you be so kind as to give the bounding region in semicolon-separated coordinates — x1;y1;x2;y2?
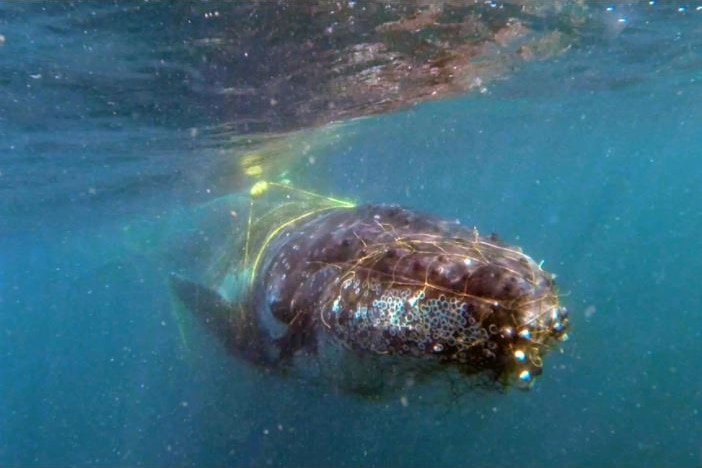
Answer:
172;203;568;393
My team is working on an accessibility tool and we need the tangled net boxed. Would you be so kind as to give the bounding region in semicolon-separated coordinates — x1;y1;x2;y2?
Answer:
316;221;569;388
206;181;568;389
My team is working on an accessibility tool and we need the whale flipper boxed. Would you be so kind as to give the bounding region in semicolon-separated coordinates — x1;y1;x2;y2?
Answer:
170;274;273;364
170;275;238;345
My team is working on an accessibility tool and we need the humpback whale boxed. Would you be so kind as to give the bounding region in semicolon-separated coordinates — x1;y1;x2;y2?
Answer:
171;182;568;394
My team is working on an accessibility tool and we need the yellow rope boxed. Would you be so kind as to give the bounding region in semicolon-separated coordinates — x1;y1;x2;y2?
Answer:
248;205;354;288
242;180;356;289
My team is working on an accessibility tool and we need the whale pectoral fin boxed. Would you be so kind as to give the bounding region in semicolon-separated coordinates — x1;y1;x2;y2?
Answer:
169;274;242;353
171;274;276;366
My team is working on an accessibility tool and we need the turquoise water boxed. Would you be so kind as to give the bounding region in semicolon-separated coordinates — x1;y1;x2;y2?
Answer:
2;2;702;467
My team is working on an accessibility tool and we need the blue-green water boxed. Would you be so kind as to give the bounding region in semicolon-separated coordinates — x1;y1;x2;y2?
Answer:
2;2;702;467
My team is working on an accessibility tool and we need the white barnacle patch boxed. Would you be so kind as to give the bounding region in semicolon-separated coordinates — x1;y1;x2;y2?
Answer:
354;305;369;321
332;297;341;315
